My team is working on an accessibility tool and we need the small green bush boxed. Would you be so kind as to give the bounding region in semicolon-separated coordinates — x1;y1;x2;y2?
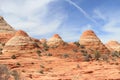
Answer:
94;51;101;60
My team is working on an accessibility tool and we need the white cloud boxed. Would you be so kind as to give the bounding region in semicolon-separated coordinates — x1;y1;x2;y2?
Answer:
94;9;120;43
0;0;66;37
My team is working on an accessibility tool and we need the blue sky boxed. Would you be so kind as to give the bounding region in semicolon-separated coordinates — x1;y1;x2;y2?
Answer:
0;0;120;43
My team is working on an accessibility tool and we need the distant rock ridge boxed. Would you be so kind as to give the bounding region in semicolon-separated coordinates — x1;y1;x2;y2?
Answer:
0;16;16;43
79;30;110;54
47;34;65;47
106;40;120;52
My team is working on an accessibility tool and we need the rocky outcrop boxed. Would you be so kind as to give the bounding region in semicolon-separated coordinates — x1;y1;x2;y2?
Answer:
0;16;16;43
47;34;65;47
40;38;47;44
106;41;120;52
79;30;110;54
2;30;40;56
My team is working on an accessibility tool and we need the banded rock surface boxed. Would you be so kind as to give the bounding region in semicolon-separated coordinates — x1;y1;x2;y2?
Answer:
79;30;110;54
2;30;40;56
0;16;16;44
106;41;120;52
47;34;65;47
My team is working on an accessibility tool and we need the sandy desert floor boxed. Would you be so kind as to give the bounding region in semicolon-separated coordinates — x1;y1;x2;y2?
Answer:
0;55;120;80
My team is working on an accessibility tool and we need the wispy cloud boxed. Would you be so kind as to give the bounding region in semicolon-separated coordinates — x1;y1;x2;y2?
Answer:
94;9;120;43
65;0;97;24
0;0;66;37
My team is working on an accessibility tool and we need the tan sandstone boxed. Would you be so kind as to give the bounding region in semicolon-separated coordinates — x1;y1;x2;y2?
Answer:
79;30;110;54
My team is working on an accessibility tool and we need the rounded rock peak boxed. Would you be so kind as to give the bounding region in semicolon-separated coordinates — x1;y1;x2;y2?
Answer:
81;30;96;36
0;16;5;21
107;40;120;45
52;34;61;39
15;30;28;37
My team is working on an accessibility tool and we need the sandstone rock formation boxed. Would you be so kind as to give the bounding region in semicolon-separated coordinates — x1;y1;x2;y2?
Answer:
0;16;16;44
106;41;120;52
2;30;40;56
40;38;47;44
47;34;65;47
79;30;110;54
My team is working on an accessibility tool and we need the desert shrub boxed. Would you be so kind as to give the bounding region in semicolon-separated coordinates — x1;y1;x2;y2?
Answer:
80;45;85;49
76;64;80;68
36;50;42;56
31;62;34;64
0;65;20;80
40;65;45;68
16;63;21;67
83;54;92;62
63;53;69;58
73;49;78;52
0;52;2;55
11;70;20;80
100;54;109;61
0;64;10;80
74;41;80;47
111;51;120;58
0;48;2;51
43;43;49;51
11;55;16;59
94;51;101;60
81;50;88;56
39;70;44;74
46;53;52;56
63;42;69;46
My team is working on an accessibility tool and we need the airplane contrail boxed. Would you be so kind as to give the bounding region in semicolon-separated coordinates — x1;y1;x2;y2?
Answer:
65;0;97;24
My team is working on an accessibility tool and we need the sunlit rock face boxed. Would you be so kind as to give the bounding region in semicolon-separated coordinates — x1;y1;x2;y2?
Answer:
47;34;65;47
0;16;16;44
79;30;110;54
2;30;40;55
106;40;120;52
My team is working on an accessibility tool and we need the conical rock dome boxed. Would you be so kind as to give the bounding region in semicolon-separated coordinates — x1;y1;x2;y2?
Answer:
79;30;110;54
2;30;39;55
0;16;16;43
47;34;65;47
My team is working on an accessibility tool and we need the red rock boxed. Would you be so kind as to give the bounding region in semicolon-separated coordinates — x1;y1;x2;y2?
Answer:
15;30;28;37
47;34;64;47
40;38;47;44
79;30;110;54
0;16;16;43
2;30;40;56
106;40;120;52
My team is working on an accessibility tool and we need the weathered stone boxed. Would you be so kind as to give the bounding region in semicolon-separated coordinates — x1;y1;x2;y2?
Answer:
79;30;110;54
106;41;120;52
